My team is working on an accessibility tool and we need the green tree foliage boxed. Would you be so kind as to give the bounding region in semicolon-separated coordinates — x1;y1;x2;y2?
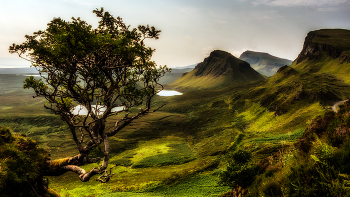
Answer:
0;127;58;197
9;8;169;182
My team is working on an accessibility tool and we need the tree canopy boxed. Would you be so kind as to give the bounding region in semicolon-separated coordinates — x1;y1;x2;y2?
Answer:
9;8;169;182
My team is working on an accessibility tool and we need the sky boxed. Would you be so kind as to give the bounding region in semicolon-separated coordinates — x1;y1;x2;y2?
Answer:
0;0;350;68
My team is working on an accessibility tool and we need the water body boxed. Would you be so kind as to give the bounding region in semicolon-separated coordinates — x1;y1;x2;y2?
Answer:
157;90;183;96
71;105;125;116
23;75;42;77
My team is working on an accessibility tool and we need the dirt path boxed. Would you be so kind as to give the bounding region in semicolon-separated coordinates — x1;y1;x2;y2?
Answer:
332;100;348;112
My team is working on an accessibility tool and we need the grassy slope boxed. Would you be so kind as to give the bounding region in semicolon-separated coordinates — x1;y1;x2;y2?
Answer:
169;71;227;90
0;69;342;196
292;54;350;84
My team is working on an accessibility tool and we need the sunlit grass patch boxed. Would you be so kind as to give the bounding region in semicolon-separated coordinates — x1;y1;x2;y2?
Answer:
49;156;220;196
147;173;231;197
252;128;305;144
132;143;195;168
194;128;239;157
107;137;196;169
237;101;324;136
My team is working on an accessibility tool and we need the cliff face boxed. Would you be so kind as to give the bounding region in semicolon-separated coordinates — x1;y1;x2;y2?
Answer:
294;29;350;64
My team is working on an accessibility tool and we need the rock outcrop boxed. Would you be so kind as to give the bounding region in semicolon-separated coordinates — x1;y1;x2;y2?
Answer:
294;29;350;64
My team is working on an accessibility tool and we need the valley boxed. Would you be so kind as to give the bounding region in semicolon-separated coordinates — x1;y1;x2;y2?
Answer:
2;28;350;196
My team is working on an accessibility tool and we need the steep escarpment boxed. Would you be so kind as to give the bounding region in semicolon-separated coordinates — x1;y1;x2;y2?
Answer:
239;51;293;76
294;29;350;64
244;29;350;116
170;50;265;90
291;29;350;84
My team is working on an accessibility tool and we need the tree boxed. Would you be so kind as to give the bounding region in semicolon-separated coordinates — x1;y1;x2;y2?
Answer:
9;8;169;182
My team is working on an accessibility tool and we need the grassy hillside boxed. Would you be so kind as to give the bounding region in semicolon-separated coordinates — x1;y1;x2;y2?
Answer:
0;74;337;196
158;68;193;85
2;29;350;196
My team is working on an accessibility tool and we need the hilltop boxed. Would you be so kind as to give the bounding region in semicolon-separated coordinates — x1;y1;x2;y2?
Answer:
292;29;350;83
238;29;350;117
170;50;265;90
239;50;293;76
294;28;350;64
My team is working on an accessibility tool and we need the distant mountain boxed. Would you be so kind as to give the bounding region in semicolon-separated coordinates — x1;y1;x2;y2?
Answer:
158;67;194;85
239;51;293;77
170;50;265;90
171;63;198;69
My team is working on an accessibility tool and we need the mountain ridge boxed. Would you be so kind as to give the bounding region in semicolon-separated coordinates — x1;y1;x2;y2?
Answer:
239;50;293;76
294;28;350;64
170;50;265;90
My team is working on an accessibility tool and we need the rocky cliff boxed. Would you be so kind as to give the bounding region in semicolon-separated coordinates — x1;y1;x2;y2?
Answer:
294;29;350;64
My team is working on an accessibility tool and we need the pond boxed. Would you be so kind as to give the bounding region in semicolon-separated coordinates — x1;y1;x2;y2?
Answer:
71;105;125;116
157;90;183;96
70;90;183;115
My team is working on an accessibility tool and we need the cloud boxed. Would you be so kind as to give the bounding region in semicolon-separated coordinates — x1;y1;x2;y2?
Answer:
253;0;350;7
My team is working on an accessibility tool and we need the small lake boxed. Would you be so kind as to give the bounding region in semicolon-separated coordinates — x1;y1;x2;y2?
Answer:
70;90;182;115
157;90;183;96
71;105;125;116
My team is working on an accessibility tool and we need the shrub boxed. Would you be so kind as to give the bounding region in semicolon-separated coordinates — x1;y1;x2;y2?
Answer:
0;127;56;197
220;150;258;189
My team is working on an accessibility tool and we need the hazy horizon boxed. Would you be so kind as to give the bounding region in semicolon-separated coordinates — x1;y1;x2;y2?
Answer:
1;0;349;69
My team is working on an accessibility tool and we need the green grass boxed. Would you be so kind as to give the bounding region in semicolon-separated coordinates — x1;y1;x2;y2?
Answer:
132;143;195;168
57;173;230;197
2;61;347;196
170;71;227;90
311;29;350;53
252;128;305;144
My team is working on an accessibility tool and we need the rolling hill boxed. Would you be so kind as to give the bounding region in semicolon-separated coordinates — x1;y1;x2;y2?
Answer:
170;50;265;90
239;50;293;76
